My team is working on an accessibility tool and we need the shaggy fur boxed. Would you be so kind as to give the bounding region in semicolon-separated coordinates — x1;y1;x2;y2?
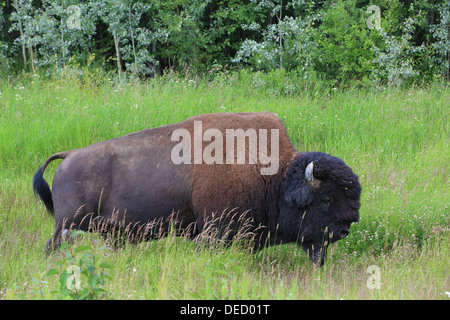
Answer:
33;112;361;265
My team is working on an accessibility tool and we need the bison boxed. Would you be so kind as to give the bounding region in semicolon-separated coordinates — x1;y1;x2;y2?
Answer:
33;112;361;265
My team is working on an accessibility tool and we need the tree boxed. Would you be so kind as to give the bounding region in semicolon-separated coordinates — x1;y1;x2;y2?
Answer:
233;0;320;79
314;0;379;84
429;2;450;81
9;0;99;74
9;0;35;72
149;0;211;72
1;0;448;84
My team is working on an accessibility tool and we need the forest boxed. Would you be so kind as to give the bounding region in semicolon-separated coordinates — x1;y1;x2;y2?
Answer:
1;0;449;86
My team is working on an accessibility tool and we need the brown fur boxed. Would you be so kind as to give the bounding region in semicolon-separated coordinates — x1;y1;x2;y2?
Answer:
33;112;361;265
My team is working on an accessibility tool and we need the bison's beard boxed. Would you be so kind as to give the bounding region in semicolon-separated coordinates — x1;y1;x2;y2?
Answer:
303;242;328;267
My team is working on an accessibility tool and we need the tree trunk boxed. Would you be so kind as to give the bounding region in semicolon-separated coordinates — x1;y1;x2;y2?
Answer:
29;45;36;74
278;0;283;70
61;19;66;69
19;25;27;69
113;29;122;79
129;3;137;66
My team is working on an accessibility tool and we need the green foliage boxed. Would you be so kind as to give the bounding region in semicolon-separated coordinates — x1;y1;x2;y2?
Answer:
429;2;450;81
150;0;211;71
314;0;378;84
0;0;448;85
35;231;113;300
371;16;423;87
209;0;268;64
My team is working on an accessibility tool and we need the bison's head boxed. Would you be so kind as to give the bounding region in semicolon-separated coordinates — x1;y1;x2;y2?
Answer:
282;152;362;266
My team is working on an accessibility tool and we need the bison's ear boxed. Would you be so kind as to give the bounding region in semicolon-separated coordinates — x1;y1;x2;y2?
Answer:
283;162;315;208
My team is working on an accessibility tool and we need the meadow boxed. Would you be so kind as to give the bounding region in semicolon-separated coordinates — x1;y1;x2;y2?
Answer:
0;72;448;299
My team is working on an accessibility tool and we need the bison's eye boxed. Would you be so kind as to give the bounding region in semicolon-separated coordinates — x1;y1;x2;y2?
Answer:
321;196;331;206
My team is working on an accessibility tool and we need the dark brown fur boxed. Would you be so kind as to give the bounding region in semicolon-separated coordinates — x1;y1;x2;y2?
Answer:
33;112;361;265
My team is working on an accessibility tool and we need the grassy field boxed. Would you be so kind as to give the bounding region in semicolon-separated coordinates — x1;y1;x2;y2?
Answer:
0;73;448;299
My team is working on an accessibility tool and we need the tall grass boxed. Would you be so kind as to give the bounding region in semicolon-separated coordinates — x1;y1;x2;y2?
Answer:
0;72;448;299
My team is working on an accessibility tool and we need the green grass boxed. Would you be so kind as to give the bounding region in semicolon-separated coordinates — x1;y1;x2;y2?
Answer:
0;73;448;299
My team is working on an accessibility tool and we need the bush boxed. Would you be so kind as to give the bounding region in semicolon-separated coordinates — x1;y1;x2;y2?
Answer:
33;231;113;300
314;0;379;84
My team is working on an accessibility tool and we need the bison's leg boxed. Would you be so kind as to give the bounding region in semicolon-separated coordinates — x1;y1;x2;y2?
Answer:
44;206;93;255
45;233;61;254
44;221;69;254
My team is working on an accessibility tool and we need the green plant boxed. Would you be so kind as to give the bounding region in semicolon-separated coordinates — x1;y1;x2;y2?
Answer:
42;231;113;300
314;0;378;84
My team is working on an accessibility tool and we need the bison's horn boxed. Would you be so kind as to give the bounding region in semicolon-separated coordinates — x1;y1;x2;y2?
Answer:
305;161;314;182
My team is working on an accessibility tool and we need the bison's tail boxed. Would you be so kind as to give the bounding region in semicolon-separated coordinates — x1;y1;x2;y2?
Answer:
32;151;74;215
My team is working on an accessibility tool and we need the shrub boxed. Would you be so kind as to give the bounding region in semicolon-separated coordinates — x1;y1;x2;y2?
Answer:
314;0;379;84
33;231;113;300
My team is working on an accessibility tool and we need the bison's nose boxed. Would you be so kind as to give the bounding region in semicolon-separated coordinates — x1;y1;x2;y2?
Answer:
340;228;349;239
